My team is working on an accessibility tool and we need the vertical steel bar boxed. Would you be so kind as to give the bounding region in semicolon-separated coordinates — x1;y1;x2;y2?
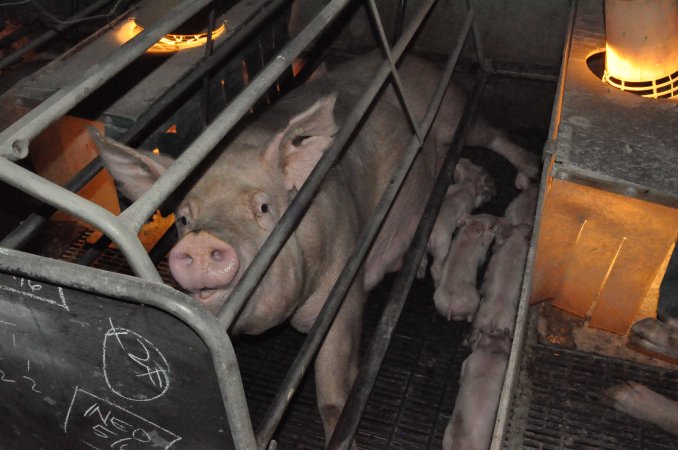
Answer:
0;247;256;450
0;0;212;161
120;0;354;232
328;70;487;450
253;6;474;448
490;2;578;448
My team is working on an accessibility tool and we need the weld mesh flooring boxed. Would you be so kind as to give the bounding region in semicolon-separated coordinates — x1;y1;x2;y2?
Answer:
504;323;678;449
60;231;677;449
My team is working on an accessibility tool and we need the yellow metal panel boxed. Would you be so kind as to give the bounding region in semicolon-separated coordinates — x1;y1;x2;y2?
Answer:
532;177;678;334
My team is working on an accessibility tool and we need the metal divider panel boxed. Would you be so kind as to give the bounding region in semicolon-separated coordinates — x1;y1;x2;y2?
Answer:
0;270;234;450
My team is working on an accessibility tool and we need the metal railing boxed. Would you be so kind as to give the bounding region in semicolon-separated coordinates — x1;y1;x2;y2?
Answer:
0;0;490;448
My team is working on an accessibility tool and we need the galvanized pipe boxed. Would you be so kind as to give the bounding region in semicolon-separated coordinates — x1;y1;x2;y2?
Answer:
0;0;212;161
252;4;474;448
1;0;290;252
0;157;102;249
0;0;117;71
0;246;256;450
328;70;487;450
0;157;161;282
121;0;354;232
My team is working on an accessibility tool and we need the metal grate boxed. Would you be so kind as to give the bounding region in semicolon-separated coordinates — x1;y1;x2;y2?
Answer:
61;231;472;449
505;337;677;450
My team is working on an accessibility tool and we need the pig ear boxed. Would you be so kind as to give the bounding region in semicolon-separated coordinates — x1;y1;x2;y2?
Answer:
89;126;175;201
264;95;338;191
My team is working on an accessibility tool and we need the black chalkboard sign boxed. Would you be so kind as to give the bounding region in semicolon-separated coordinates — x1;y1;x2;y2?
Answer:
0;270;235;450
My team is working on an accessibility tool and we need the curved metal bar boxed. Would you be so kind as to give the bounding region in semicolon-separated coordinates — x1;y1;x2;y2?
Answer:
0;0;212;161
1;0;291;252
0;157;161;282
0;246;256;450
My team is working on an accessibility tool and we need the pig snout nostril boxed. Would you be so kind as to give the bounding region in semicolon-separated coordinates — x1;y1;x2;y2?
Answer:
211;249;225;261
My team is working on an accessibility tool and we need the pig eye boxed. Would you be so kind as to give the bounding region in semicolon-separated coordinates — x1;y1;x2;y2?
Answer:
292;135;311;147
260;203;269;214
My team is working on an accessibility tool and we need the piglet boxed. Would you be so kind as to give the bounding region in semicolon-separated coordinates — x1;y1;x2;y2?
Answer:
433;214;498;321
604;381;678;435
504;183;538;226
628;316;678;359
443;334;509;450
424;159;495;283
604;316;678;435
468;222;532;349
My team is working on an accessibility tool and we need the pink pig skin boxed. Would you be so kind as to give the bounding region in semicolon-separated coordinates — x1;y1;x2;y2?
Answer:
94;51;539;444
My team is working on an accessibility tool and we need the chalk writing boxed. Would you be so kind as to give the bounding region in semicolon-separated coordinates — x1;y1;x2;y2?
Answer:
0;321;43;394
0;276;69;310
64;387;181;449
103;318;170;402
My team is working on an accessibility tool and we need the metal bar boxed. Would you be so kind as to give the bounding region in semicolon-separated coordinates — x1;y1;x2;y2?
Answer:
328;24;483;450
490;3;578;448
466;0;486;68
0;0;213;161
492;68;559;83
0;246;256;450
253;5;473;448
121;0;354;233
0;0;116;71
1;0;290;252
392;0;407;43
0;22;40;49
219;0;440;331
546;0;577;148
367;0;424;144
0;157;161;282
0;157;102;249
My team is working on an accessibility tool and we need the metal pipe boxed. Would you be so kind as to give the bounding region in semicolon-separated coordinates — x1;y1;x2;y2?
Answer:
328;69;487;450
0;22;40;50
0;157;161;282
492;68;559;83
0;0;116;71
367;0;423;144
219;0;440;331
253;5;473;447
0;157;102;249
392;0;407;43
0;0;212;161
1;0;290;252
0;246;256;450
490;2;578;448
121;0;354;233
466;0;486;68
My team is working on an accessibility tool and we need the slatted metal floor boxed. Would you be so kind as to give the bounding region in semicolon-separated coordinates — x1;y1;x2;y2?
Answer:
60;230;678;449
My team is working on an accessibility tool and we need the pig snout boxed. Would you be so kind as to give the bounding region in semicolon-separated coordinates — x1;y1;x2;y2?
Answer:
168;231;240;299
